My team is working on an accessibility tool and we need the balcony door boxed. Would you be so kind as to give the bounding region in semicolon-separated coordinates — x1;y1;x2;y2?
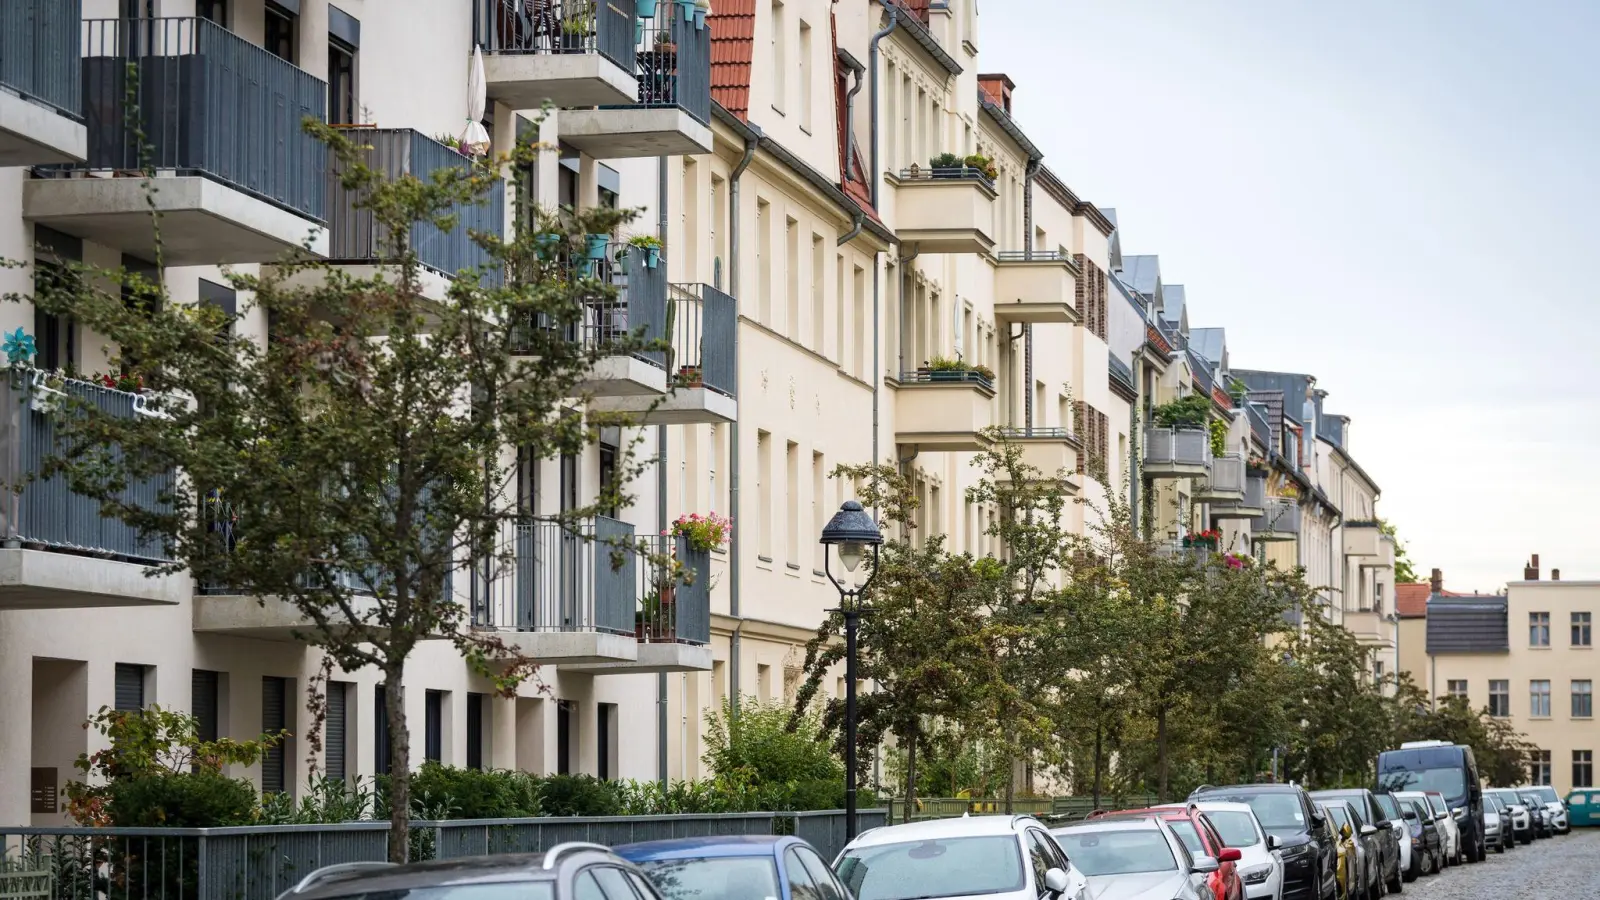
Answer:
558;436;579;630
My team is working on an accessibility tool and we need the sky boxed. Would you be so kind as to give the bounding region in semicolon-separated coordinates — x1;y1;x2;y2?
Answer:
984;0;1600;594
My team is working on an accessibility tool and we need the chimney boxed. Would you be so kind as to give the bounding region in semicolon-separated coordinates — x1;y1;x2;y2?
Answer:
1553;569;1561;581
978;73;1015;114
1525;554;1540;581
1430;568;1442;595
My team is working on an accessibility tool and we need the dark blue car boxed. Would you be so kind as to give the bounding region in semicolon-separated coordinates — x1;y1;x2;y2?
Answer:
614;835;854;900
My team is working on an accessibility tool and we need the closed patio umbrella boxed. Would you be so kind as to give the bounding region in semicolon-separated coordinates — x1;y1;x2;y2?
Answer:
462;45;492;156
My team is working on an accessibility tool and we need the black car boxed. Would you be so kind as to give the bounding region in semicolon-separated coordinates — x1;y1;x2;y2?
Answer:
1310;789;1401;895
1190;783;1339;900
276;843;664;900
1401;798;1443;877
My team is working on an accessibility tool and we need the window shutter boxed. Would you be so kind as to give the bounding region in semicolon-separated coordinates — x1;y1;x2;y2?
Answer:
424;690;443;763
1074;254;1087;319
374;684;390;775
114;664;145;711
465;693;484;771
192;670;219;742
261;677;287;794
1074;401;1088;474
325;682;348;781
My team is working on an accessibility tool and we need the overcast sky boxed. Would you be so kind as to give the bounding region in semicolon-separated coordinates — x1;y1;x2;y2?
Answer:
984;0;1600;593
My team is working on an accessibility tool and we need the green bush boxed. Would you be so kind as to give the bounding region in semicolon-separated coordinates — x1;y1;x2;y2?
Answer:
1153;393;1211;429
105;772;258;827
703;696;844;789
538;773;623;816
409;762;542;819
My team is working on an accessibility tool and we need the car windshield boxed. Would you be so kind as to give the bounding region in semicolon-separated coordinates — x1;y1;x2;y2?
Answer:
1374;795;1400;820
1530;787;1560;804
323;886;555;900
1051;830;1179;877
1379;768;1468;803
635;857;781;900
1205;811;1261;847
1208;793;1306;834
837;836;1025;900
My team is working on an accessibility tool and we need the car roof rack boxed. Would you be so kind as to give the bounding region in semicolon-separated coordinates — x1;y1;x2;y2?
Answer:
286;862;398;895
543;842;611;869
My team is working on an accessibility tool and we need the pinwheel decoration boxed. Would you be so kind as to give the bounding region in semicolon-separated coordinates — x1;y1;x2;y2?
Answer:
3;328;36;367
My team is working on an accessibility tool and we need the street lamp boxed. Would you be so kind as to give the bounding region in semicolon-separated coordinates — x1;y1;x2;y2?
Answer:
819;499;883;840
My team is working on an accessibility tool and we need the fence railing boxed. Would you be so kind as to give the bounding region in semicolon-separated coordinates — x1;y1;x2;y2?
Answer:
513;243;668;368
994;250;1073;264
998;426;1075;441
471;516;637;635
0;0;82;120
629;7;712;123
0;370;173;565
1207;453;1245;494
636;534;711;645
473;0;639;71
666;283;735;398
1143;425;1210;469
896;165;996;191
1253;496;1302;536
899;369;995;392
66;17;327;221
327;128;505;285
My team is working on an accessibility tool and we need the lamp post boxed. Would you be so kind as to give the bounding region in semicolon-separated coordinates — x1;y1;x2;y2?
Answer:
819;499;883;840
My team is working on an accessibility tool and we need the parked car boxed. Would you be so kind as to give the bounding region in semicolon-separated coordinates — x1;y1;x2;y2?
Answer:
1189;784;1338;900
1137;806;1245;900
1376;741;1485;862
615;835;849;900
275;843;663;900
1520;792;1552;838
1519;785;1570;833
1308;790;1400;895
1485;788;1533;844
836;815;1088;900
1565;788;1600;827
1320;802;1375;900
1422;791;1461;864
1049;817;1218;900
1480;794;1506;854
1317;804;1360;900
1399;798;1443;877
1371;793;1411;882
1190;801;1284;900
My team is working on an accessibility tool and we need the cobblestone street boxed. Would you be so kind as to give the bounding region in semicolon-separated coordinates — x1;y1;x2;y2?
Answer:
1402;831;1599;898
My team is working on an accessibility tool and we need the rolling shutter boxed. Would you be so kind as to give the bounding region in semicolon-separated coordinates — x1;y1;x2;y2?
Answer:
192;670;219;741
465;693;484;771
114;664;145;711
325;682;348;781
261;677;287;794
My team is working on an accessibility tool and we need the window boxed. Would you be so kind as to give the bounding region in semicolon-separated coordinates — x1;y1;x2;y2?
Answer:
424;690;444;763
262;677;288;794
197;0;226;25
265;2;297;63
1374;660;1385;685
1488;679;1510;717
757;199;772;323
1575;751;1594;789
793;848;848;900
798;20;813;131
1447;679;1468;700
1531;611;1551;646
592;867;643;900
811;233;825;352
1531;750;1552;786
1576;680;1594;718
1531;680;1552;717
325;681;350;781
757;430;772;559
786;217;800;340
191;670;220;743
374;683;390;775
598;702;617;780
556;700;573;774
812;451;826;573
114;664;146;711
771;0;786;113
785;849;823;900
786;440;800;566
1575;611;1593;647
465;692;485;770
328;38;356;125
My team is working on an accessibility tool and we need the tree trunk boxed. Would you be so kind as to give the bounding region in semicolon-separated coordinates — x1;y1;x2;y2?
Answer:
904;720;919;815
1156;704;1169;803
385;667;411;863
1092;719;1104;809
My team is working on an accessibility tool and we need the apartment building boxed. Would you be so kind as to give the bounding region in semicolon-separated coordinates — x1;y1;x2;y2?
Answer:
1416;556;1597;794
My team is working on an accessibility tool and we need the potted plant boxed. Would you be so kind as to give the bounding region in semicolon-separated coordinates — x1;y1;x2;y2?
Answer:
629;234;663;269
30;370;67;414
673;0;696;23
693;0;710;30
929;152;963;178
963;153;998;180
534;232;563;259
1182;529;1221;551
585;233;612;262
1152;393;1209;429
561;1;595;50
653;28;677;55
637;0;660;17
924;355;969;382
670;512;731;552
971;363;996;384
678;364;703;386
636;593;663;639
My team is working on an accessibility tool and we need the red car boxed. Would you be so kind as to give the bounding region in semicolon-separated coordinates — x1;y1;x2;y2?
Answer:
1087;806;1244;900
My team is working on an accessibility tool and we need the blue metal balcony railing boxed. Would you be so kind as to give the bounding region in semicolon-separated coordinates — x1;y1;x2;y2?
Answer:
636;533;711;645
0;370;173;564
897;165;996;191
667;282;736;397
0;0;82;120
474;0;638;71
900;369;996;392
326;128;506;285
474;516;637;635
621;6;712;123
513;241;668;366
66;17;327;221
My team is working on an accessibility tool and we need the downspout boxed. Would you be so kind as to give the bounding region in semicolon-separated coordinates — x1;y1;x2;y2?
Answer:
727;128;761;720
1023;159;1038;430
657;155;670;789
868;0;899;208
868;0;899;474
1128;357;1140;532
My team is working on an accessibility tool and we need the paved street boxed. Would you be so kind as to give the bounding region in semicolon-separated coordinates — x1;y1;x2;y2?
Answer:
1403;831;1599;898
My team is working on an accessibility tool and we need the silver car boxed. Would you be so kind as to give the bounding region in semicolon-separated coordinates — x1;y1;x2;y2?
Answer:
838;815;1089;900
1051;817;1219;900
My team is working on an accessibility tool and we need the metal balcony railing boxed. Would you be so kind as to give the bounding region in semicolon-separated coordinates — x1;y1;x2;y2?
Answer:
472;516;636;635
1108;355;1136;395
1143;426;1211;468
64;17;327;221
473;0;638;70
667;282;736;397
998;426;1075;441
897;165;996;191
1243;473;1267;509
512;242;668;368
900;369;995;391
0;0;82;120
995;250;1073;263
636;534;711;645
616;6;711;123
0;370;172;564
327;128;506;285
1208;453;1246;493
1253;497;1301;536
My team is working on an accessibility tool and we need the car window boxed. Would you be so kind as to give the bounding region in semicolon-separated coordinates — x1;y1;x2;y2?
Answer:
1198;819;1228;854
624;872;663;900
1426;795;1447;816
1050;829;1178;877
1166;820;1205;856
593;868;643;900
1029;829;1069;871
837;836;1026;900
794;847;847;900
1325;806;1349;833
1204;811;1260;847
1374;794;1400;820
1022;832;1053;892
785;850;824;900
577;873;608;900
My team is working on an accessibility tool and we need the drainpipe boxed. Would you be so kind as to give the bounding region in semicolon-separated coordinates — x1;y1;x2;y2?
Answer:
1128;360;1140;532
839;210;865;248
1023;160;1037;430
842;54;866;197
727;127;761;720
868;0;899;207
657;154;670;789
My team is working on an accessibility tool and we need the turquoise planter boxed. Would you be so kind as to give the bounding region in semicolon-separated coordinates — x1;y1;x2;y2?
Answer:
637;0;659;16
534;233;561;259
645;246;661;269
673;0;695;23
585;234;611;261
694;8;706;29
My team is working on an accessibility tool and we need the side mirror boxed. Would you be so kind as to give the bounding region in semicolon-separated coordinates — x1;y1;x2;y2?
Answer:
1217;848;1242;863
1043;868;1071;897
1359;825;1377;836
1434;813;1448;822
1266;835;1281;851
1191;855;1220;874
1310;812;1327;828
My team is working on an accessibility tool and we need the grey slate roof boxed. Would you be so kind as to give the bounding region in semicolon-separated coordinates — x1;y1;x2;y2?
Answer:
1248;402;1271;448
1426;595;1510;654
1119;254;1161;298
1317;411;1347;448
1161;284;1187;325
1189;327;1227;367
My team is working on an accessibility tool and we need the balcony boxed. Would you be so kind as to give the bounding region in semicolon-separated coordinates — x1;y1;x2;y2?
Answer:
887;167;997;255
23;17;328;264
0;371;184;609
894;370;997;452
566;534;712;673
1142;426;1211;478
0;0;87;165
1212;473;1265;520
994;428;1080;488
1251;497;1301;542
1343;521;1384;559
1196;453;1245;503
317;128;506;301
1343;609;1392;645
473;0;642;109
991;252;1079;324
469;516;641;664
588;282;737;424
557;8;713;159
512;242;671;398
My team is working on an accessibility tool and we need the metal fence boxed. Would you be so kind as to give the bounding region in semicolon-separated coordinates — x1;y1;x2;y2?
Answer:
0;0;82;119
631;6;711;123
430;812;779;860
0;370;173;564
896;166;996;191
994;250;1073;264
666;283;735;397
471;516;637;635
513;243;667;368
791;810;888;862
1207;453;1245;494
474;0;638;70
71;17;327;221
1143;425;1210;468
326;128;506;285
1253;496;1301;536
635;534;711;645
886;795;1161;825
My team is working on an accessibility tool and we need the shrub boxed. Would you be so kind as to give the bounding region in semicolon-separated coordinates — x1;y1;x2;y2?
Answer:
1152;393;1211;429
105;772;258;827
538;773;623;816
929;152;963;169
408;762;542;819
703;696;844;789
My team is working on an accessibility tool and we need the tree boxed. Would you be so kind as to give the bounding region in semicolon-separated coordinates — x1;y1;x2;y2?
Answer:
1281;611;1399;787
1379;519;1419;583
8;118;658;860
1389;687;1538;787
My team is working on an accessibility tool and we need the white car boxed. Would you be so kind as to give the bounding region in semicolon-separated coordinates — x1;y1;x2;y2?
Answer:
1050;817;1221;900
837;815;1088;900
1191;801;1283;900
1519;785;1571;833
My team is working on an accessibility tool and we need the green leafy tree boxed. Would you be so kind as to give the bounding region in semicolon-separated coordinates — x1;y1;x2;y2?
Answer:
9;118;657;861
1378;519;1419;583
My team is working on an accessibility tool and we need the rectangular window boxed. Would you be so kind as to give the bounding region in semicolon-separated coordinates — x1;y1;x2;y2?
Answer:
711;175;728;288
757;430;772;559
1488;679;1510;717
836;253;847;367
265;1;297;63
1531;679;1552;717
1575;680;1594;718
556;701;573;775
682;157;699;281
598;702;617;780
374;683;390;775
786;217;800;340
1575;611;1593;647
191;670;219;743
1575;750;1594;789
853;266;866;378
771;0;786;113
424;690;444;763
812;451;826;574
811;234;825;352
328;38;356;125
114;664;146;711
1447;679;1468;700
466;692;485;770
325;681;349;781
1531;611;1551;646
798;20;813;131
1532;750;1552;786
262;677;288;794
786;440;800;566
757;199;772;323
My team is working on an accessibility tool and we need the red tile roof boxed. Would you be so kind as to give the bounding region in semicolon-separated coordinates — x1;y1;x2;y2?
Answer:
894;0;932;23
709;1;755;120
1397;582;1461;618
